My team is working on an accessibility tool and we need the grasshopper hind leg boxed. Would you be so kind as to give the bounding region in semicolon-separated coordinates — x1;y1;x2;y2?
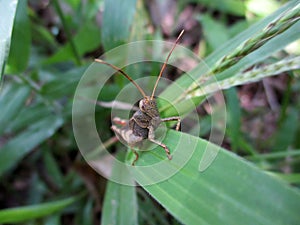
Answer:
111;125;143;165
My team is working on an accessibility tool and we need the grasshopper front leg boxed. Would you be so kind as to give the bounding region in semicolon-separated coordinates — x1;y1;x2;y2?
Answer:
161;116;181;131
148;126;172;160
147;116;181;160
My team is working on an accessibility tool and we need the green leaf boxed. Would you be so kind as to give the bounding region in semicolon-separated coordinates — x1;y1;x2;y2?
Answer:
273;108;298;151
138;189;170;225
51;0;82;65
0;115;64;176
101;152;138;225
225;88;241;151
40;66;87;99
0;82;31;135
44;23;101;64
0;0;18;78
197;14;230;50
31;23;59;51
80;198;94;225
44;215;60;225
0;193;84;223
132;130;300;225
180;0;246;16
101;0;137;51
271;172;300;185
247;149;300;160
6;0;31;73
43;148;64;189
5;103;54;134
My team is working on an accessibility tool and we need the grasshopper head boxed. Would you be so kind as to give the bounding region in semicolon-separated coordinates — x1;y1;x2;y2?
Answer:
139;96;159;118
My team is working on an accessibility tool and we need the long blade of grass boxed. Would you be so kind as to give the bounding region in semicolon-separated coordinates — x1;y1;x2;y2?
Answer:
0;83;30;135
6;0;31;74
0;115;64;176
101;152;138;225
0;193;85;223
0;0;18;78
131;130;300;225
194;56;300;97
224;88;241;152
247;149;300;160
101;0;137;51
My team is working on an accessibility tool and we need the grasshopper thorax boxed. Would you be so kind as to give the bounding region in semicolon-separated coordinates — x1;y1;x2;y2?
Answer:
139;96;159;118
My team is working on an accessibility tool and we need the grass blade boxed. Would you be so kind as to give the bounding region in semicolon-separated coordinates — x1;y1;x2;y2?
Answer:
0;115;64;176
101;0;137;51
44;24;101;65
0;193;84;223
0;83;30;135
0;0;18;78
131;130;300;225
225;88;241;152
101;152;138;225
6;0;31;73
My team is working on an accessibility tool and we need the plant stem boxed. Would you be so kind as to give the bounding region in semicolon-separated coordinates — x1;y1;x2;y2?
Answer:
180;4;300;100
193;56;300;97
247;149;300;160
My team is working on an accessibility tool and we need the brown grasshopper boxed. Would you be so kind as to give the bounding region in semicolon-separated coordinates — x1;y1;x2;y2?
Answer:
95;30;184;165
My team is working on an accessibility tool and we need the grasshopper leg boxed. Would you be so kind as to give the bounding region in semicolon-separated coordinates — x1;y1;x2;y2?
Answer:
111;125;143;165
112;117;128;126
161;116;181;131
148;126;172;160
148;138;172;160
131;149;139;166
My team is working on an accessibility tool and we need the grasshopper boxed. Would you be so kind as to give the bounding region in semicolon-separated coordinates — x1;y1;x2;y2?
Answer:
95;30;184;165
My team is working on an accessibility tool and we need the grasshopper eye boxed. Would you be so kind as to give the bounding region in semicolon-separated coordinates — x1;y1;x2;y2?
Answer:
139;100;145;111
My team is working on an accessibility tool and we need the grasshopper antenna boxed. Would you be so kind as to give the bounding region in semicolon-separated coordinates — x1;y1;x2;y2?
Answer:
150;30;184;100
95;59;147;98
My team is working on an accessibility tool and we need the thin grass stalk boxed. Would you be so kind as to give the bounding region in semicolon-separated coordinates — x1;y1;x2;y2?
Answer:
180;4;300;100
192;56;300;97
